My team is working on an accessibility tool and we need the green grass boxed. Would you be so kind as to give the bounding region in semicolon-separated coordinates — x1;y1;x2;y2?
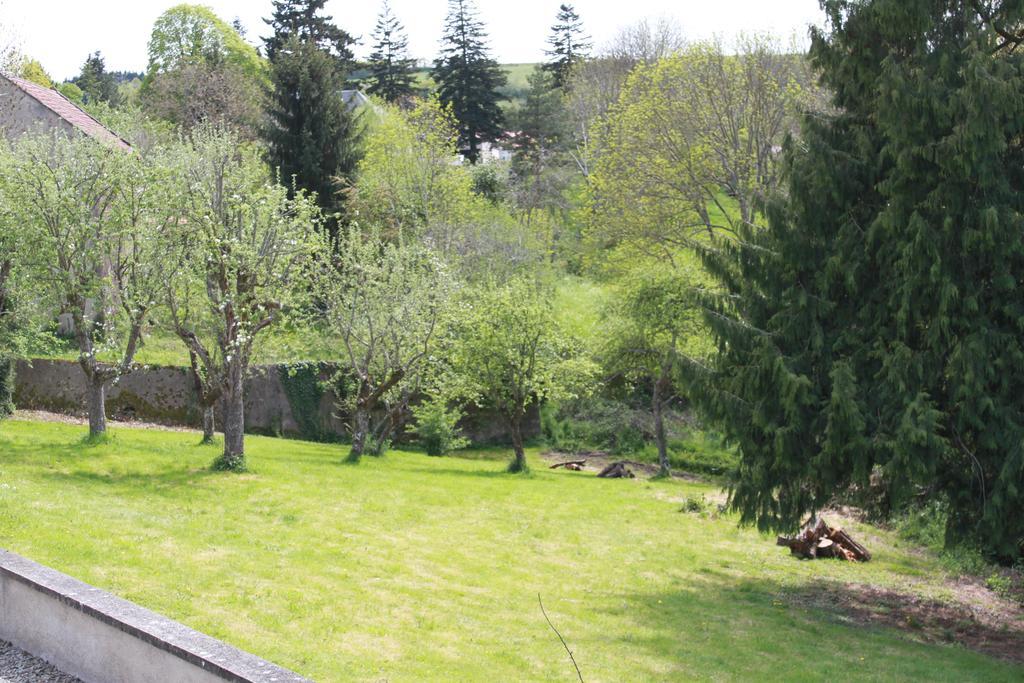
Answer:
0;418;1019;681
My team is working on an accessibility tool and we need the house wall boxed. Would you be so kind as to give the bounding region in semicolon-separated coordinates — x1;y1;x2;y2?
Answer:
0;78;76;141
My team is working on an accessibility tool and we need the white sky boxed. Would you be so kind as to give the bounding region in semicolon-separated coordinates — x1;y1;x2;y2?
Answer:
1;0;826;81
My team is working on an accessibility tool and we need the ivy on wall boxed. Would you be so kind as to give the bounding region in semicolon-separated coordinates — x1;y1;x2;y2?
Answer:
0;357;13;418
278;362;345;443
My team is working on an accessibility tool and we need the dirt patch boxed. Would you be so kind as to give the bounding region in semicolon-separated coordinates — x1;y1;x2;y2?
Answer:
783;580;1024;664
540;450;706;482
12;410;199;434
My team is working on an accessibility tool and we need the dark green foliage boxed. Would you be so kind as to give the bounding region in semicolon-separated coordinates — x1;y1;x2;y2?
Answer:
74;52;121;106
264;35;363;235
0;357;14;419
365;1;417;103
691;0;1024;562
541;398;646;455
263;0;356;65
278;362;336;442
432;0;507;162
543;3;591;90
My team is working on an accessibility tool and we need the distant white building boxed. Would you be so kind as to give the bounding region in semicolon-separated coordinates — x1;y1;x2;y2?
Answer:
477;140;512;163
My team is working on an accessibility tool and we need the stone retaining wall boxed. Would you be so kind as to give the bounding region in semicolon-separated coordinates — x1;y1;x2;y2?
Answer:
14;359;536;444
0;549;310;683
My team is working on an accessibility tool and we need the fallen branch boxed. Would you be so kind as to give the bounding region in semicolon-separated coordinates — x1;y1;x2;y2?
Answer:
539;593;584;683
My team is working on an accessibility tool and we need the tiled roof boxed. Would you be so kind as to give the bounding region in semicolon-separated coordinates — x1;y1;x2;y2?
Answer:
2;74;131;151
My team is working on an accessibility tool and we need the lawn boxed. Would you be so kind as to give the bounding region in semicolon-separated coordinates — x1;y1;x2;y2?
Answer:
0;418;1019;682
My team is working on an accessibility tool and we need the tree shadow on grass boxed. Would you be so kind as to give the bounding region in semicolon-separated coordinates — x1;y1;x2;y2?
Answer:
591;568;1024;681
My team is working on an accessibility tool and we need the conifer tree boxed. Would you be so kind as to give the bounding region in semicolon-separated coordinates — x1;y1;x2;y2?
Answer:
433;0;507;162
543;3;591;89
74;52;121;106
263;1;362;236
691;0;1024;563
263;0;356;65
365;1;417;103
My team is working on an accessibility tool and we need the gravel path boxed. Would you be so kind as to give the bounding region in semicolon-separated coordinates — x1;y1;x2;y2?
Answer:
0;641;80;683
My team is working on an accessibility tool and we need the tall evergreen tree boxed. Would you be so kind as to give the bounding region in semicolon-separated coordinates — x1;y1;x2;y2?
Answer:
433;0;507;162
543;3;591;89
263;0;356;65
690;0;1024;563
264;36;362;236
74;52;121;106
263;1;362;235
365;1;417;103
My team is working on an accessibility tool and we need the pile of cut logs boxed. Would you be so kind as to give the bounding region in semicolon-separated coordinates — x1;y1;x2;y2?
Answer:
776;517;871;562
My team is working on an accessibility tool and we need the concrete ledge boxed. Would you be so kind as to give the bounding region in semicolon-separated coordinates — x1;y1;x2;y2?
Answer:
0;549;311;683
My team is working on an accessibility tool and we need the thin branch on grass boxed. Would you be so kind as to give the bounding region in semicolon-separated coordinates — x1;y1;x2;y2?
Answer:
538;593;584;683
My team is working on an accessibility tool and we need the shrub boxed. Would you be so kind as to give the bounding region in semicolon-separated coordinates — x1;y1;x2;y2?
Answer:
413;397;468;456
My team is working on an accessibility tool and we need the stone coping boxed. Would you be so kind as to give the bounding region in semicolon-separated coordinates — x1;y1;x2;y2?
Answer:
0;550;311;682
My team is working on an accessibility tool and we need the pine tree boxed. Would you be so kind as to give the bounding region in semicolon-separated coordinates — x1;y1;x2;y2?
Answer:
690;0;1024;563
432;0;507;163
264;35;362;236
74;52;121;106
263;0;356;65
365;1;417;103
543;4;591;89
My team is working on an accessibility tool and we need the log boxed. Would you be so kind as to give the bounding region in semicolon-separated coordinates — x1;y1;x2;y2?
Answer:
597;461;636;478
828;528;872;562
550;460;587;470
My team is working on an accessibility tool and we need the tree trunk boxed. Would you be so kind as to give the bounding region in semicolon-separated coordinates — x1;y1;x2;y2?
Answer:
215;365;245;471
653;376;670;477
87;377;107;438
348;405;370;463
508;416;527;473
201;405;216;444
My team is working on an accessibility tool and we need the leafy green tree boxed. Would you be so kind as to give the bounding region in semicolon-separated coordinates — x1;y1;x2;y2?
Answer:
18;58;53;88
263;0;356;65
0;158;39;419
433;0;507;162
142;4;267;135
353;98;477;242
166;126;321;470
692;0;1024;562
145;4;266;83
315;227;455;462
365;1;417;103
3;132;175;437
601;262;710;476
57;81;84;103
590;38;806;259
543;3;591;90
450;278;595;472
74;51;121;106
264;33;362;236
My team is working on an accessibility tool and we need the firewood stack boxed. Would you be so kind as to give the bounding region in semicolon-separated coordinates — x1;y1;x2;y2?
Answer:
776;517;871;561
